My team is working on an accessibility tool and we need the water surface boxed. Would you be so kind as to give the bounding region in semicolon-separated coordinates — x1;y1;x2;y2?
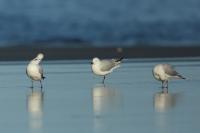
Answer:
0;58;199;133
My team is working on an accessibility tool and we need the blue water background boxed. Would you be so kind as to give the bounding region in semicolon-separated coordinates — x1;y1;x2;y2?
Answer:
0;0;199;47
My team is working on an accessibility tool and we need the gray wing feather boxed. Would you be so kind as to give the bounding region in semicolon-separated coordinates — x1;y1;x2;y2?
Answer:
39;65;45;78
39;66;46;79
39;66;43;75
163;64;178;76
100;59;120;71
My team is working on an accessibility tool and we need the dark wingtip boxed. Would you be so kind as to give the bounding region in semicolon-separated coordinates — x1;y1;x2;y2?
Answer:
42;76;46;80
182;77;186;80
178;75;186;80
116;57;124;62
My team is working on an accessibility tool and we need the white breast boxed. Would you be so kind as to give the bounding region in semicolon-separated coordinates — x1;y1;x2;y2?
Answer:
27;64;42;81
92;64;110;76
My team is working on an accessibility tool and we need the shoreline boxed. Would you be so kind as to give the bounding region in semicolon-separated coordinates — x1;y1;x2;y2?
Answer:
0;47;200;61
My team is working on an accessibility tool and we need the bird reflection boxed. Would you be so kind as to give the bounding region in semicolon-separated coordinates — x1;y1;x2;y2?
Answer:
27;89;44;132
92;84;122;117
154;91;178;112
92;84;122;133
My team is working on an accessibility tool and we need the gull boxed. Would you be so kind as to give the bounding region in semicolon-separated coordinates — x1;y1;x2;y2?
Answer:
26;53;45;88
91;57;123;83
152;64;185;91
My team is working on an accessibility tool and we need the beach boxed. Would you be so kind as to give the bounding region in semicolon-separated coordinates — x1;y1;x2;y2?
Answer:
0;58;199;133
0;47;199;60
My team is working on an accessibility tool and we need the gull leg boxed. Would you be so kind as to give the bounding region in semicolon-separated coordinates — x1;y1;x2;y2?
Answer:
161;81;164;93
40;80;43;89
102;76;106;84
31;80;34;88
166;80;168;93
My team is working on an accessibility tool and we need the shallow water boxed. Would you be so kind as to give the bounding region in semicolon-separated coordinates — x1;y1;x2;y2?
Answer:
0;58;199;133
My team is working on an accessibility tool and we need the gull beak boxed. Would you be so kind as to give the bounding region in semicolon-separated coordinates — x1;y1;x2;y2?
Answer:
91;62;93;65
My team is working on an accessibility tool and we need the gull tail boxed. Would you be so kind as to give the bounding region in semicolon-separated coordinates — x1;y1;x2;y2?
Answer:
42;75;46;80
115;57;124;62
177;74;186;80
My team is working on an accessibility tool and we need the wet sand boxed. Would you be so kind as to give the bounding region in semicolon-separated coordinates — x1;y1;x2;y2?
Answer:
0;58;199;132
0;46;200;60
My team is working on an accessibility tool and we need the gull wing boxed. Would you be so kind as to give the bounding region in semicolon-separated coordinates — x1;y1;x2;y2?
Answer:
163;64;178;76
100;59;119;71
39;65;45;79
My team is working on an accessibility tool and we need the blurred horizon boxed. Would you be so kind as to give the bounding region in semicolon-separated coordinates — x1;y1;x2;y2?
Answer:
0;0;200;47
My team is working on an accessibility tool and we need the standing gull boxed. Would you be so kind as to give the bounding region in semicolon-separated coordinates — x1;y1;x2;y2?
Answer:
91;57;123;83
26;53;45;88
153;64;185;91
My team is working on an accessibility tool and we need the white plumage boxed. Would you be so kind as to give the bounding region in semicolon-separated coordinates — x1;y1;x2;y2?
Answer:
153;64;185;90
26;53;45;88
91;57;123;83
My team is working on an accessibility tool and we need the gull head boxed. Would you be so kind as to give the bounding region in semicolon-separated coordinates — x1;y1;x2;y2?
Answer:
31;53;44;64
152;64;164;81
92;57;100;65
36;53;44;60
